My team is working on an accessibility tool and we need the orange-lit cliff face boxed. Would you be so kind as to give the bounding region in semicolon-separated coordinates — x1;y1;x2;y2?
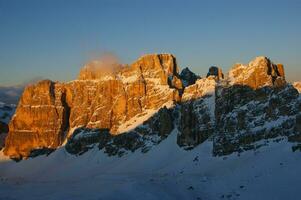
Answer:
228;56;286;89
3;54;299;159
3;54;183;158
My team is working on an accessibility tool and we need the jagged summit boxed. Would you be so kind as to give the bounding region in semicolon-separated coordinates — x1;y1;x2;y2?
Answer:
133;53;176;65
77;53;183;90
180;67;200;87
206;66;224;80
228;56;286;89
78;53;179;78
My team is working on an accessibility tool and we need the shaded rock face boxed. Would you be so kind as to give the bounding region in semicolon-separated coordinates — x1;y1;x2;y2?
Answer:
4;54;182;159
180;67;200;87
66;127;110;155
178;77;216;149
206;66;224;80
66;106;175;156
213;84;300;156
177;57;300;154
229;56;286;89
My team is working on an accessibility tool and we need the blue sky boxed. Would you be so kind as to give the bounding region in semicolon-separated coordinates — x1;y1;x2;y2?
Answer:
0;0;300;86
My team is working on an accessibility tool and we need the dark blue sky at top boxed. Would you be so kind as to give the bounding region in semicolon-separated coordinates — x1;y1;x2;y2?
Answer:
0;0;300;86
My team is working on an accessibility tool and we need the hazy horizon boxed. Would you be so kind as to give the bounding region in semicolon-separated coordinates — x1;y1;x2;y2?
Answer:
0;0;300;86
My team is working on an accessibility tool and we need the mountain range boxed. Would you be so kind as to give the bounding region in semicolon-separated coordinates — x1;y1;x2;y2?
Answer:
0;54;300;200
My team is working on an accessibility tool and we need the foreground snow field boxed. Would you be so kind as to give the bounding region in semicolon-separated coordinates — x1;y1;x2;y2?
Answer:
0;131;300;200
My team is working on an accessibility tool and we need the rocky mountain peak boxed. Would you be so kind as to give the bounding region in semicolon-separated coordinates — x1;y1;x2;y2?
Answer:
132;53;178;73
206;66;224;80
228;56;286;89
180;67;200;87
130;53;183;90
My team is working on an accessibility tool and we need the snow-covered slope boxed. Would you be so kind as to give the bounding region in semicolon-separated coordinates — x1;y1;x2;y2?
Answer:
0;130;300;200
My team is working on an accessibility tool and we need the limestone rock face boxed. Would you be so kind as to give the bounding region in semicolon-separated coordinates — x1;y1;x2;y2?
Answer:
3;54;183;158
64;54;182;134
3;80;69;159
229;56;286;89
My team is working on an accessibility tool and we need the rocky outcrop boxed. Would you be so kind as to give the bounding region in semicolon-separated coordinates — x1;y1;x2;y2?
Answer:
207;66;224;80
180;67;200;87
3;80;69;159
228;56;286;89
3;54;183;159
